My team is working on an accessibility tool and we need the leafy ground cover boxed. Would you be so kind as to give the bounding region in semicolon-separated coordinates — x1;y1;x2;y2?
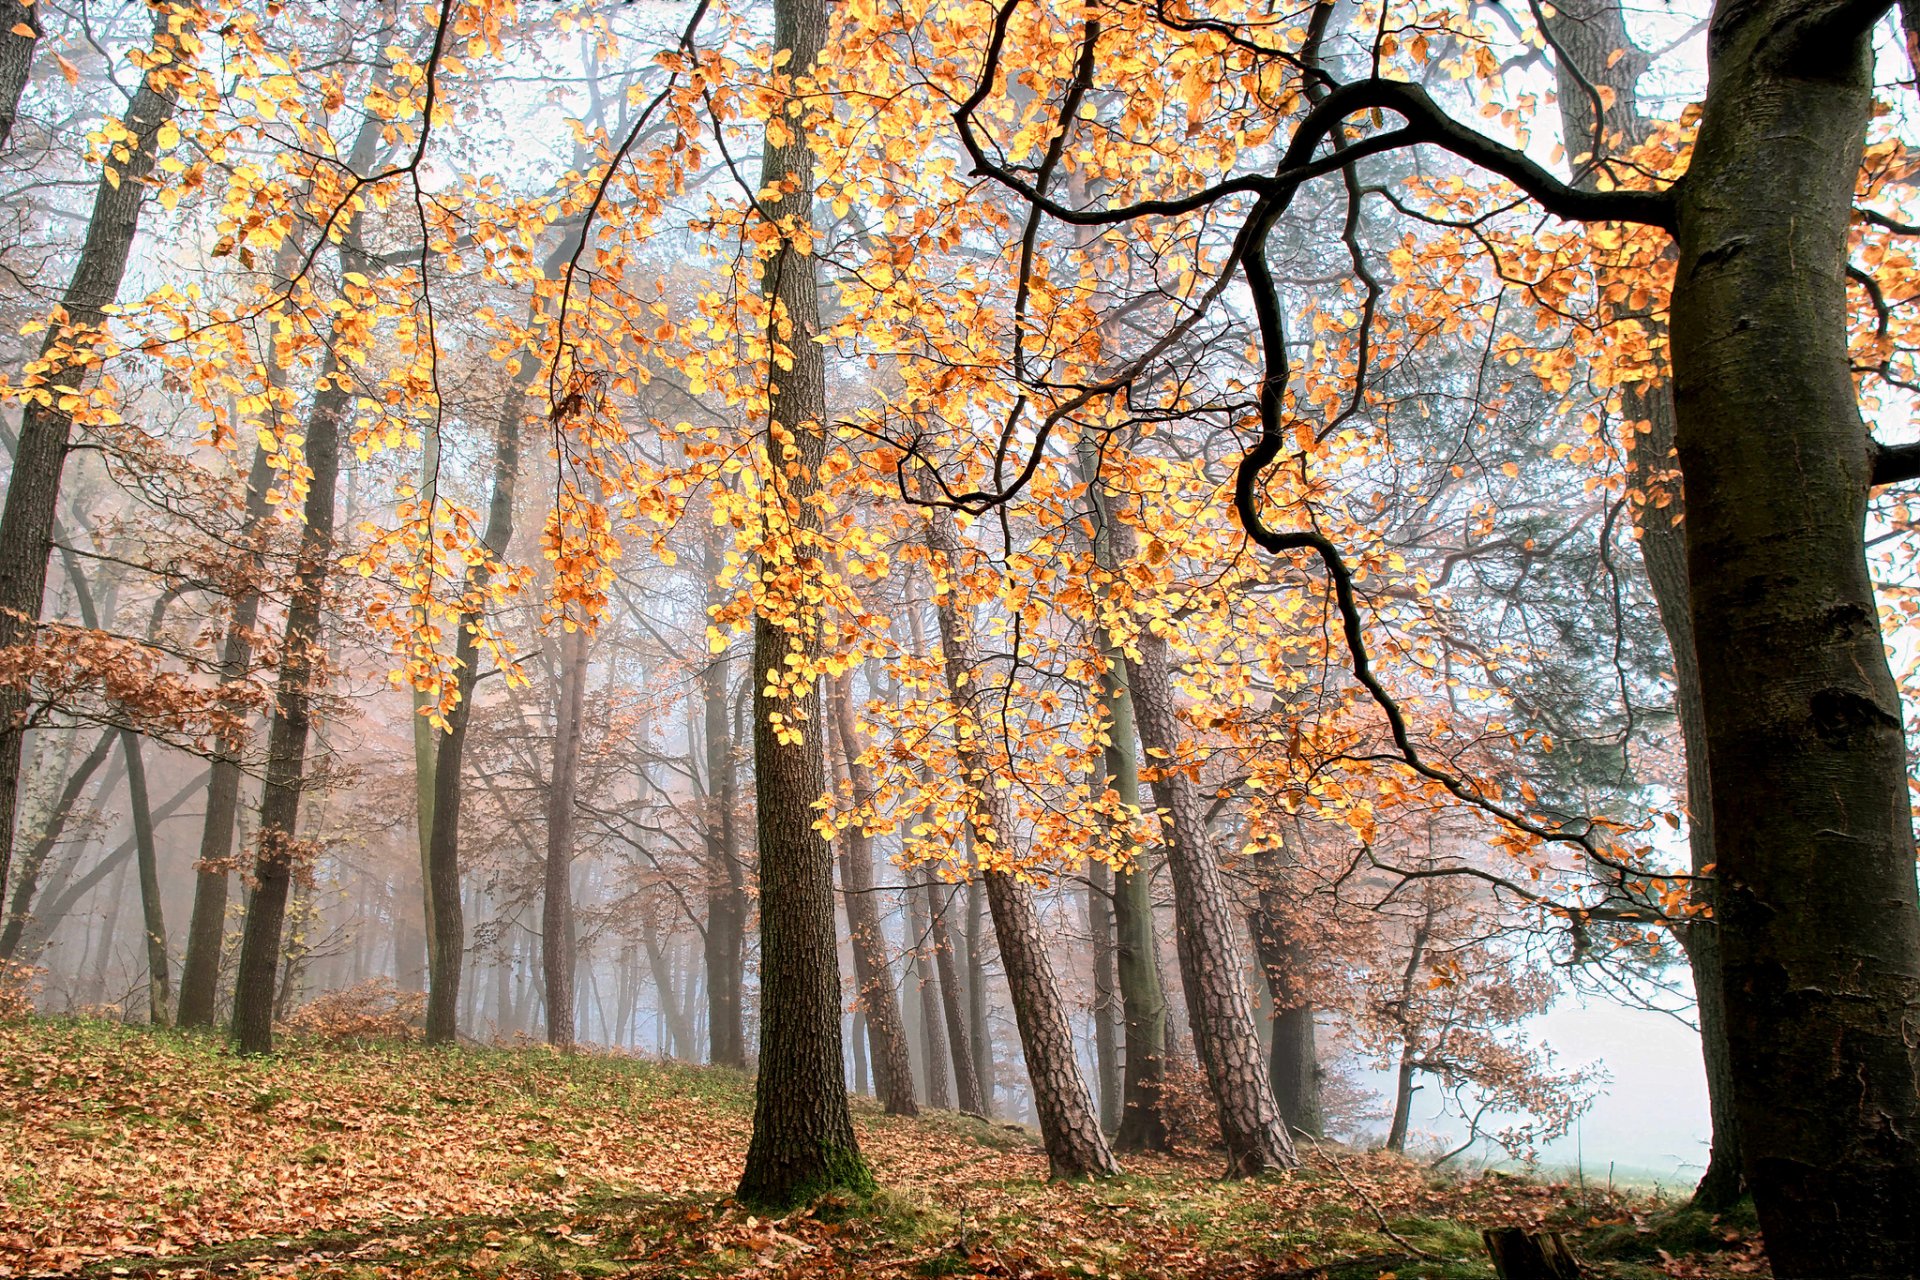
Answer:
0;1019;1764;1279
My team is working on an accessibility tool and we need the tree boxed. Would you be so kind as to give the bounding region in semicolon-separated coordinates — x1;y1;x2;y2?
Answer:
542;623;587;1050
734;0;873;1207
0;5;186;908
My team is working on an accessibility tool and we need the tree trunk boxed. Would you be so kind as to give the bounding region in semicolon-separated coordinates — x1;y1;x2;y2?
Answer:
965;874;994;1115
0;728;113;962
120;729;169;1026
1538;0;1741;1211
0;14;179;908
228;334;347;1056
543;625;586;1050
909;870;951;1108
1384;1048;1418;1155
923;501;1116;1179
1125;629;1296;1174
1088;856;1120;1134
702;529;748;1068
829;673;917;1116
926;870;985;1115
1252;831;1321;1139
177;443;275;1029
733;0;872;1209
1665;9;1920;1271
0;0;38;152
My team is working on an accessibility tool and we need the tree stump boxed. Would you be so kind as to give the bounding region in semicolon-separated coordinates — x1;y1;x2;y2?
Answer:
1482;1227;1583;1279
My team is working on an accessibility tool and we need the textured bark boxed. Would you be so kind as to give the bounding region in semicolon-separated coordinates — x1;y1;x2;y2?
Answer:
924;503;1116;1179
177;444;275;1029
964;876;994;1114
701;529;748;1068
1073;445;1171;1154
542;625;586;1050
908;870;951;1109
1664;8;1920;1271
1384;908;1431;1155
0;728;112;962
926;870;985;1114
121;729;169;1025
829;674;917;1116
1538;0;1741;1210
1088;856;1120;1133
1252;826;1321;1138
228;337;347;1056
1125;629;1296;1174
734;0;870;1207
0;0;38;152
0;16;179;909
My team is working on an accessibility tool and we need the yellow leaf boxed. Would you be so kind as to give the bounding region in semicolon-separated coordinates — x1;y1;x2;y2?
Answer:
56;53;78;86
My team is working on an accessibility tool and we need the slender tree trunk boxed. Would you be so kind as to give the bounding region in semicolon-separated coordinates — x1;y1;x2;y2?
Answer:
850;1009;870;1095
1087;857;1120;1134
923;501;1115;1179
0;0;38;152
1663;10;1920;1271
1383;912;1430;1155
1125;629;1295;1174
1384;1050;1418;1155
0;728;113;961
178;444;274;1028
926;871;984;1114
702;529;748;1067
965;875;993;1114
829;673;917;1115
119;730;169;1026
734;0;871;1209
1538;0;1742;1210
1252;830;1321;1138
228;335;347;1056
908;870;951;1108
0;13;180;907
542;625;586;1050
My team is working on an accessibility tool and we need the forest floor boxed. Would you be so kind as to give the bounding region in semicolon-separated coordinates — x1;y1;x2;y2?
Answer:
0;1018;1766;1280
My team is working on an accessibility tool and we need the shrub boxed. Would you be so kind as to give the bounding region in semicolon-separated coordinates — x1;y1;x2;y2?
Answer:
281;979;424;1042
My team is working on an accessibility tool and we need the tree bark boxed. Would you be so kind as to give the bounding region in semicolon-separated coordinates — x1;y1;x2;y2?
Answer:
0;0;39;152
542;625;586;1050
926;869;985;1114
1088;856;1120;1134
924;501;1116;1179
120;729;169;1026
1664;9;1920;1271
829;672;917;1116
177;443;275;1029
1252;828;1321;1139
1125;628;1296;1174
909;868;951;1108
1538;0;1741;1211
734;0;870;1208
701;528;748;1068
0;13;179;908
228;334;347;1056
0;728;112;961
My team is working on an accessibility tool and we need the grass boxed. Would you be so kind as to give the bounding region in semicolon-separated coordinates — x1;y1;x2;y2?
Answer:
0;1017;1764;1278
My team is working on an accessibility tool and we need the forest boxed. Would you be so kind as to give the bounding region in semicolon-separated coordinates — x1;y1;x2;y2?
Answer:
0;0;1917;1276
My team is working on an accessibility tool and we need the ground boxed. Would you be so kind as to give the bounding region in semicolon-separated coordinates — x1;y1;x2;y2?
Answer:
0;1019;1766;1279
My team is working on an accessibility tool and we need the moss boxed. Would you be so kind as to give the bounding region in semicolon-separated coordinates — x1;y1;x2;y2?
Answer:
735;1144;877;1212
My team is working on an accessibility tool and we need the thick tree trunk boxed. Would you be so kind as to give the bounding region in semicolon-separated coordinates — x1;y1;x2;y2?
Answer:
924;502;1116;1179
0;16;179;907
702;532;748;1068
1125;629;1296;1174
0;0;38;152
1539;0;1742;1210
829;673;917;1116
177;444;275;1029
542;625;586;1050
735;0;870;1207
1664;9;1920;1272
